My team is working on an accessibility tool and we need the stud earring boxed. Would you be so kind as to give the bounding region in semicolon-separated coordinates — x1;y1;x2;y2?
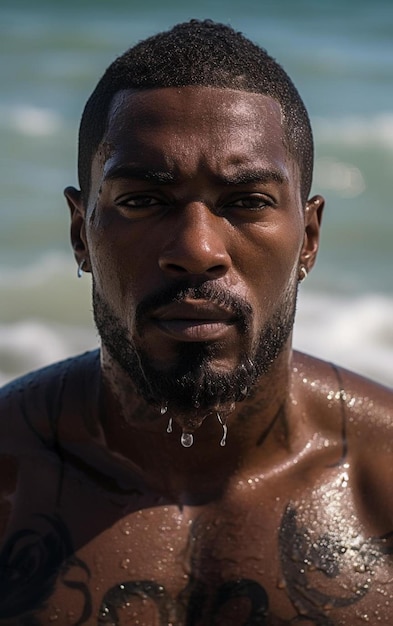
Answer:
299;265;308;282
77;259;86;278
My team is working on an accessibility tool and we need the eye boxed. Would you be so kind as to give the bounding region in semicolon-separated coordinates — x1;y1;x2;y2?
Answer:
224;194;273;212
118;195;161;208
115;194;166;218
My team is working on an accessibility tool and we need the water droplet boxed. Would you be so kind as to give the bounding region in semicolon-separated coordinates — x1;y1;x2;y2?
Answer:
160;403;168;415
355;563;367;573
181;432;194;448
217;412;228;446
120;522;131;535
241;386;248;396
246;356;254;369
166;417;173;433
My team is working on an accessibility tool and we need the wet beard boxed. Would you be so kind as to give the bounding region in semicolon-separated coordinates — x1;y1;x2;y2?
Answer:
93;282;297;417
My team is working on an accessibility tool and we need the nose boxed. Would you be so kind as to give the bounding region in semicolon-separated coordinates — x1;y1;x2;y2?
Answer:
158;203;231;278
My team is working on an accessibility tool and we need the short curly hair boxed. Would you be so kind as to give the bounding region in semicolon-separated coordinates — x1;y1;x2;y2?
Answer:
78;19;313;203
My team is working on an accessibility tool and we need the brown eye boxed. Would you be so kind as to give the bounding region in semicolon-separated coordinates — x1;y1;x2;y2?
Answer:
114;194;167;219
226;195;272;211
121;196;161;208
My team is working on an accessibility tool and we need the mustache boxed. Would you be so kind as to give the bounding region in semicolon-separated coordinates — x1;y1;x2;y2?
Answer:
135;281;253;334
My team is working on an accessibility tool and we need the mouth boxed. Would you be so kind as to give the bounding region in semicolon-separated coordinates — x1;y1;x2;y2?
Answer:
151;300;238;342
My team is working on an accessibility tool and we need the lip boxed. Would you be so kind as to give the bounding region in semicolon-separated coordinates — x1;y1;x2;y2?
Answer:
151;300;237;342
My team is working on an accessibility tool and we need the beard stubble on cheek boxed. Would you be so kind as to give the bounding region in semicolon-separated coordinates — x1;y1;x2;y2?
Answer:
92;279;298;417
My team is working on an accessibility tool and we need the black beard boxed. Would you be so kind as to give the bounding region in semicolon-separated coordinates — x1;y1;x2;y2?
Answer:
93;280;297;415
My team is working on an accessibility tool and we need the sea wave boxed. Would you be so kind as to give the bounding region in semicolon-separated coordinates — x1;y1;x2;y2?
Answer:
0;103;63;136
0;252;73;288
294;291;393;388
0;290;391;388
313;157;366;198
314;113;393;150
0;321;97;386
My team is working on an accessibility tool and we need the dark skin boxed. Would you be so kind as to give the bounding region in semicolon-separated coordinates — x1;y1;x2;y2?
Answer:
0;86;392;625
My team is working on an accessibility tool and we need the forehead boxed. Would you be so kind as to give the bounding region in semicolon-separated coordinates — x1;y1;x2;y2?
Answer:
93;86;297;188
108;84;283;126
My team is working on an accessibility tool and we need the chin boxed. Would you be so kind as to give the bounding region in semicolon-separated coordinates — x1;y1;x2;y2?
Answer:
94;279;298;421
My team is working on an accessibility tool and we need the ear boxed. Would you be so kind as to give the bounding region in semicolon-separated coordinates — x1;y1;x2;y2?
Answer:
299;194;324;273
64;186;90;274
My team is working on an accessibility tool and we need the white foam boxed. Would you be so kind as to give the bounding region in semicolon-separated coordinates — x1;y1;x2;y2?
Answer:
1;104;63;136
0;252;73;288
295;291;393;387
313;157;366;198
0;320;97;386
314;113;393;150
0;288;391;389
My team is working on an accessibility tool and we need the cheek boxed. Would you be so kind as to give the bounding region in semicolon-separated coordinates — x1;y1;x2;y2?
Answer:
86;215;159;319
236;220;303;297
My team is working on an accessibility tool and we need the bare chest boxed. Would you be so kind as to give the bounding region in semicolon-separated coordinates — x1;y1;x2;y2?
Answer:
5;468;393;626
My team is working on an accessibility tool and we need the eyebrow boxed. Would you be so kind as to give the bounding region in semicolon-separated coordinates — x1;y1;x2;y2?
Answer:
104;165;176;184
217;168;288;186
103;164;287;186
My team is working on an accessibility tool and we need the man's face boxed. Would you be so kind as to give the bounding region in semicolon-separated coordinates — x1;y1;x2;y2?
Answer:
75;86;315;418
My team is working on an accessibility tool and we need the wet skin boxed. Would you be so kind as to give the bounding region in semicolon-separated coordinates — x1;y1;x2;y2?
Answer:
68;86;322;430
0;87;392;625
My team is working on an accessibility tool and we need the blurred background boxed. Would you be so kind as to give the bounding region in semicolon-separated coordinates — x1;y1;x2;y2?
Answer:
1;0;392;386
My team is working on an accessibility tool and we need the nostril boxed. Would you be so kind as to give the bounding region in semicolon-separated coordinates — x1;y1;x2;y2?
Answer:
165;263;188;274
206;264;227;276
162;262;228;278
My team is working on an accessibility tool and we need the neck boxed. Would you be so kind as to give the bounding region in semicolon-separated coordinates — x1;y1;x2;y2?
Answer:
97;344;296;502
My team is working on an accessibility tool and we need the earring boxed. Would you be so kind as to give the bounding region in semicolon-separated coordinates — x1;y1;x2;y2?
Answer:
77;259;86;278
299;265;308;282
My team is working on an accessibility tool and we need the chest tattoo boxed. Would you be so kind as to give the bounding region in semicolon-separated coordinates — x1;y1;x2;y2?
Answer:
0;507;391;625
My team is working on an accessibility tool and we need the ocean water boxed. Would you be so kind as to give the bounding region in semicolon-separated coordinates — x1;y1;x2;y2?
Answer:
1;0;392;386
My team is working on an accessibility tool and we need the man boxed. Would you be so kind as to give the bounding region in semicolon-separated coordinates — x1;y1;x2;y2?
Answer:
0;19;392;625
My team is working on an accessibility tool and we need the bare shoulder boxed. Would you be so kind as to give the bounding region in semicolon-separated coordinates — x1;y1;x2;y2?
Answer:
0;349;100;440
293;350;393;522
292;350;393;429
0;350;100;539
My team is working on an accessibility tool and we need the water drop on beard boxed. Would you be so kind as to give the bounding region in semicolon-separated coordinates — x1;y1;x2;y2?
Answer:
217;413;228;447
166;417;173;434
241;386;248;396
160;403;168;415
246;356;254;370
181;432;194;448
